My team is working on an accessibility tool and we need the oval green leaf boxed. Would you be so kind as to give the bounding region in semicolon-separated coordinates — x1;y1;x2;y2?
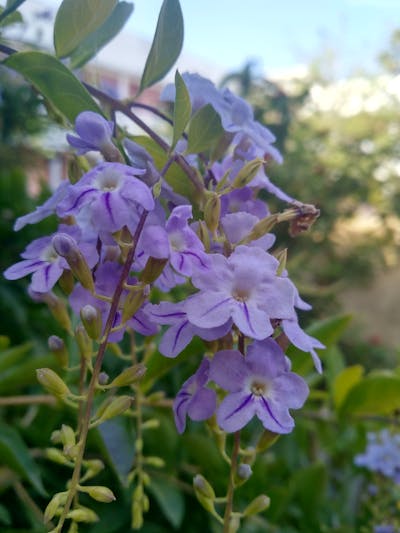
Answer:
140;0;184;91
339;374;400;417
171;70;191;151
186;104;224;154
69;2;134;69
147;474;185;529
0;422;47;496
54;0;117;58
333;365;364;409
0;0;25;25
4;51;102;123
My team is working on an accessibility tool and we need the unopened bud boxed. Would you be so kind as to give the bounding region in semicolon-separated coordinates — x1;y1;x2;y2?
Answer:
44;491;68;522
66;507;99;523
107;364;147;388
75;324;93;361
197;220;210;252
237;463;253;480
193;474;215;500
60;424;76;448
241;214;278;244
256;429;279;453
52;233;94;291
58;269;75;295
142;419;160;430
98;372;109;385
140;258;168;284
275;248;287;276
153;178;162;198
243;494;270;516
31;291;72;332
204;193;221;234
79;485;116;503
80;305;102;340
94;395;133;424
231;158;264;189
36;368;70;398
122;285;147;322
143;456;165;468
48;335;69;368
45;447;71;465
82;459;104;479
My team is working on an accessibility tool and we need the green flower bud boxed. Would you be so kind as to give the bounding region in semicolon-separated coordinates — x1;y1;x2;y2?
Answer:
275;248;287;276
80;304;102;340
52;233;94;291
140;257;168;284
94;395;133;424
153;178;162;198
142;419;160;430
58;269;75;295
122;285;148;322
36;368;70;398
40;292;72;332
75;324;93;361
48;335;69;368
79;485;116;503
242;494;270;517
60;424;76;448
197;220;210;252
66;507;99;523
256;429;279;453
204;193;221;234
107;364;147;388
131;500;144;529
44;491;68;522
143;456;165;468
240;214;278;244
231;158;265;189
193;474;215;500
45;447;72;466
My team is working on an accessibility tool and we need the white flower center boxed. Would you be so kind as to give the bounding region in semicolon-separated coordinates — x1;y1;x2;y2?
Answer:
41;244;59;262
95;169;122;191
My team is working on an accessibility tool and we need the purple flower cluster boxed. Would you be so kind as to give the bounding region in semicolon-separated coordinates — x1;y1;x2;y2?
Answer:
355;429;400;483
4;83;322;435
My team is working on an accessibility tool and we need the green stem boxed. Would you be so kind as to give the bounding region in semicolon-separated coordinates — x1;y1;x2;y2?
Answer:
223;431;241;533
53;210;148;533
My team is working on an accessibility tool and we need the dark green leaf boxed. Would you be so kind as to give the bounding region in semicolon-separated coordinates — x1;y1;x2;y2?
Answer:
340;374;400;416
140;0;184;91
186;104;224;154
0;422;47;496
4;51;102;123
147;474;185;529
0;504;11;526
94;418;135;479
69;2;134;69
0;342;32;373
171;70;191;151
54;0;117;58
0;0;25;24
0;354;56;394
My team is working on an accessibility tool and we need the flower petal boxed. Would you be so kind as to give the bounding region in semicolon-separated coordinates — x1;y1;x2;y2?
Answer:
255;396;294;434
217;392;255;433
159;320;194;358
188;388;216;421
209;350;248;392
231;300;273;339
271;373;309;409
186;291;232;328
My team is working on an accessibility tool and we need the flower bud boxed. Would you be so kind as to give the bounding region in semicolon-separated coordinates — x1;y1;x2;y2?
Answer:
242;494;270;517
79;485;116;503
231;158;264;189
193;474;215;500
36;368;70;398
98;372;109;385
75;324;93;361
93;395;133;424
52;233;94;292
142;419;160;430
122;285;147;322
45;447;71;465
58;269;75;295
204;193;221;234
80;305;102;340
197;220;210;252
275;248;287;276
143;456;165;468
60;424;76;448
107;364;147;388
152;178;162;198
44;491;68;522
237;463;253;480
66;507;99;523
240;214;278;244
82;459;104;480
140;258;168;284
256;429;279;453
30;290;72;332
48;335;69;368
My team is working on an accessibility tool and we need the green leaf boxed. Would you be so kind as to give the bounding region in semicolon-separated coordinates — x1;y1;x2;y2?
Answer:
0;422;47;496
4;51;102;123
333;365;364;409
0;0;25;25
69;2;134;69
0;342;32;374
0;354;57;394
171;70;191;151
54;0;117;58
140;0;184;91
93;418;135;479
340;374;400;416
0;504;11;526
186;104;224;154
306;314;352;346
147;474;185;529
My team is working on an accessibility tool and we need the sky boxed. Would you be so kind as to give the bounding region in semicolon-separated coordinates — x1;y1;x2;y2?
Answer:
127;0;400;78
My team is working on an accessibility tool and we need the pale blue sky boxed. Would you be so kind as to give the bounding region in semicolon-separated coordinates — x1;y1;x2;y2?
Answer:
128;0;400;77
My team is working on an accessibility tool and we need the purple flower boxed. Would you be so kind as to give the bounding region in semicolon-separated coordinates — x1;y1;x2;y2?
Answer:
355;429;400;482
146;300;232;358
221;212;275;250
57;162;154;234
281;318;325;374
209;339;309;433
69;262;158;342
67;111;114;155
186;245;296;340
14;181;70;231
173;358;217;434
219;187;268;219
4;225;98;293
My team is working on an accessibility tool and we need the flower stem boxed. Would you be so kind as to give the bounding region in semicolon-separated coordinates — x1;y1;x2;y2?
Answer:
223;431;241;533
53;209;148;533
